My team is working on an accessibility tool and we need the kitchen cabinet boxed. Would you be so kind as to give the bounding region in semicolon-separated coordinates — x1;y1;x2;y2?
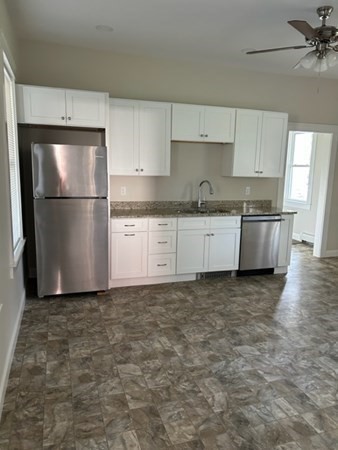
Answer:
176;216;241;274
277;214;294;268
222;109;288;178
109;98;171;176
148;218;177;276
171;103;235;143
16;84;108;127
110;218;148;279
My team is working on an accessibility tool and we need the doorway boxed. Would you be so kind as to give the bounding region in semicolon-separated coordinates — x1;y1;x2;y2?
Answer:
277;123;338;258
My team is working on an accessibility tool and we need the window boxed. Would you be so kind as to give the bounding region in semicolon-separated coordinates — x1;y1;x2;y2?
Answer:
284;131;316;210
3;52;24;266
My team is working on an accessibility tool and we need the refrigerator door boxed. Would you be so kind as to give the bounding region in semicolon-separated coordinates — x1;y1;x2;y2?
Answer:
34;198;108;297
32;143;107;198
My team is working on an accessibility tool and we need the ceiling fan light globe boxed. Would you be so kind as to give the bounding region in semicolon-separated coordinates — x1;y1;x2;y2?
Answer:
313;58;329;72
299;50;318;69
327;49;338;67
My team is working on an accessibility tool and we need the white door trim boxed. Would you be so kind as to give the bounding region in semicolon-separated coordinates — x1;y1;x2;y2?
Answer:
277;122;338;258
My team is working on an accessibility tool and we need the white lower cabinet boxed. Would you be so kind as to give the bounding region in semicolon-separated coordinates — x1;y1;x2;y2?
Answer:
110;218;148;279
277;214;294;268
208;229;241;271
176;216;241;274
148;218;177;276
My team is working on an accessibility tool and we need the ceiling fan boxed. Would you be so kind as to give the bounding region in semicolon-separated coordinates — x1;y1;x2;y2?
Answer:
247;5;338;72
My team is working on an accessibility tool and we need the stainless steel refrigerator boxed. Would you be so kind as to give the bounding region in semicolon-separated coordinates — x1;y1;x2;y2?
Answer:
32;143;108;297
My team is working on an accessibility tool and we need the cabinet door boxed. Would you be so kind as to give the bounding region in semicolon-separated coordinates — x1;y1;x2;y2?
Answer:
171;103;204;141
260;112;288;177
139;101;171;175
66;90;107;128
204;107;235;143
17;85;66;125
110;232;148;279
109;99;139;175
232;109;262;177
208;229;241;271
177;230;207;274
277;214;294;267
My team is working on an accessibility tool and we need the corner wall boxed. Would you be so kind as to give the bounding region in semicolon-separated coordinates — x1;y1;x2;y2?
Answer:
0;0;25;416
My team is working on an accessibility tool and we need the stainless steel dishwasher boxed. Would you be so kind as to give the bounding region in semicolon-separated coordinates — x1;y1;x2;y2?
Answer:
239;215;281;272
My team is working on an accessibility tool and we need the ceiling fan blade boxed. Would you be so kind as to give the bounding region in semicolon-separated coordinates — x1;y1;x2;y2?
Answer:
288;20;317;39
246;45;310;55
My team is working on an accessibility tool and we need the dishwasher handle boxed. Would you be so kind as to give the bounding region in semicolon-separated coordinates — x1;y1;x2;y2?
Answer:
242;215;282;223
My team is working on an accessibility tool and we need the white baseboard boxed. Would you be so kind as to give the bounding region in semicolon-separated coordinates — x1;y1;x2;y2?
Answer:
324;250;338;257
110;273;195;288
0;290;25;418
301;232;315;244
292;232;302;241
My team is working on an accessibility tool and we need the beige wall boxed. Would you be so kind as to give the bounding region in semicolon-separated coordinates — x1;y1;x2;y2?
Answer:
17;39;338;249
110;142;278;202
0;0;25;414
327;155;338;251
17;40;338;124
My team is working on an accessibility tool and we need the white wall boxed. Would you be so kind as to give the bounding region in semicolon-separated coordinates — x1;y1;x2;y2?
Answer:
16;40;338;251
0;0;25;416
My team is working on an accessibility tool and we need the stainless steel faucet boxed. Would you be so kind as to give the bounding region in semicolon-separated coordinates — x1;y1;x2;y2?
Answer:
198;180;214;209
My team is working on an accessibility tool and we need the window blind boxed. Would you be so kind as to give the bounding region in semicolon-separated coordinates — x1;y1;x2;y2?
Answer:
3;53;23;259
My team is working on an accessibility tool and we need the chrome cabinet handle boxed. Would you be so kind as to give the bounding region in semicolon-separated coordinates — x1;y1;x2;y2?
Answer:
157;263;167;267
158;223;168;226
68;116;71;120
140;168;144;172
124;224;135;227
157;241;168;244
61;116;65;120
124;233;135;236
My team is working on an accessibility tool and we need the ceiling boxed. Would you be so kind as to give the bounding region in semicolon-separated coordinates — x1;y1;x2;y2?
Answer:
6;0;338;79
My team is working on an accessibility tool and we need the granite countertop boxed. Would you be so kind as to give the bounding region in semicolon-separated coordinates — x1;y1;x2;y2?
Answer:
110;201;296;219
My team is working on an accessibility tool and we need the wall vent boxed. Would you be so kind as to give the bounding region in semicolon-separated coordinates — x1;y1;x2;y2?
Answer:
197;271;231;280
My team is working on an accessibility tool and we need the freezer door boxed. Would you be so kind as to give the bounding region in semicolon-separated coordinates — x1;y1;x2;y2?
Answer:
34;199;108;297
32;143;107;198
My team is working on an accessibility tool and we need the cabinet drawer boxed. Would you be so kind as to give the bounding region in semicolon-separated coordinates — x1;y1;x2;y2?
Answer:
149;231;177;254
111;218;148;232
210;216;241;229
149;217;177;231
148;254;176;276
178;217;210;230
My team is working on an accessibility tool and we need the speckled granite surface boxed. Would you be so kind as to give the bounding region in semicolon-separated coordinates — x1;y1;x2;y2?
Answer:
110;200;296;218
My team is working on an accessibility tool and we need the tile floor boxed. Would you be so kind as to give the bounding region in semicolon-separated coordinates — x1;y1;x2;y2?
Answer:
1;243;338;449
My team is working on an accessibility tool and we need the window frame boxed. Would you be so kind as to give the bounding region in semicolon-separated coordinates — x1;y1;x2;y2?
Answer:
284;131;317;211
3;51;25;268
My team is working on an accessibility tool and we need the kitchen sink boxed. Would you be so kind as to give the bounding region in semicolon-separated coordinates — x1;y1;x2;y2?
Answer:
175;208;231;215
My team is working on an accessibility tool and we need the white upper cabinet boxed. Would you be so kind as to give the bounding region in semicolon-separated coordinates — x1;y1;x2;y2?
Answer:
16;84;108;128
260;111;289;177
222;109;288;178
171;103;235;143
109;98;171;176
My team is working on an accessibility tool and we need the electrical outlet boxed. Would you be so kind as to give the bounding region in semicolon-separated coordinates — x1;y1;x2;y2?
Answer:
245;186;251;196
120;186;127;196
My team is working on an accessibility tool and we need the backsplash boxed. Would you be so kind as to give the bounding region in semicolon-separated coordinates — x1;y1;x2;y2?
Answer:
110;199;272;211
